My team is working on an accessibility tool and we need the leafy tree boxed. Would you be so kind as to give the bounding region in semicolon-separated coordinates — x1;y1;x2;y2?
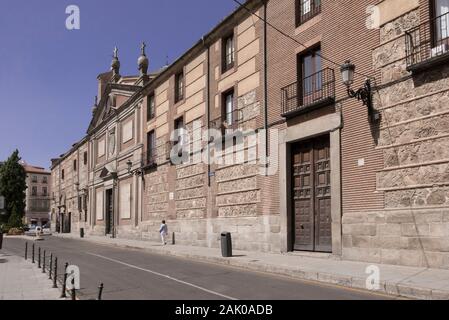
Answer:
0;150;27;227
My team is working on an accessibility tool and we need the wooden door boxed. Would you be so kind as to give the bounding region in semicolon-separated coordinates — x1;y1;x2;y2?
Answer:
292;135;332;252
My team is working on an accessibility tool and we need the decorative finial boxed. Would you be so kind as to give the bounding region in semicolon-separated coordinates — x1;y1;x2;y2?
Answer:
111;46;121;80
138;42;149;76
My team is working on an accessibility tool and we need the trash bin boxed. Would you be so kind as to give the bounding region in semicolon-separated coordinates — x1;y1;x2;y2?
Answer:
80;228;84;238
221;232;232;257
0;231;3;250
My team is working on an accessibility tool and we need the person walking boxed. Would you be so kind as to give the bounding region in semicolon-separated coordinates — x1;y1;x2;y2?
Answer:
159;220;168;245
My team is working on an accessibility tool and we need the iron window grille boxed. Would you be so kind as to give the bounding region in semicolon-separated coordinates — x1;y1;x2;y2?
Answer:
296;0;321;27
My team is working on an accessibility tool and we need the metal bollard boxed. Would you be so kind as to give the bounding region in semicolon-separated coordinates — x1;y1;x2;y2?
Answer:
97;283;104;301
42;250;46;273
38;247;41;268
172;232;175;245
49;253;53;279
52;257;58;288
25;242;28;260
60;262;69;298
71;278;76;301
32;243;35;263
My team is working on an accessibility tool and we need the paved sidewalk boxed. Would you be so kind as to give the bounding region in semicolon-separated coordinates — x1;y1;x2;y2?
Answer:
0;251;60;300
52;233;449;300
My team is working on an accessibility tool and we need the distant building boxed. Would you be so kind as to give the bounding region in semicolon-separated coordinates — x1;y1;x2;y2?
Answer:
23;163;51;226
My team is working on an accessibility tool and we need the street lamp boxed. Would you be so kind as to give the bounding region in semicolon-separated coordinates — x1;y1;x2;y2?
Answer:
126;160;144;178
340;60;380;123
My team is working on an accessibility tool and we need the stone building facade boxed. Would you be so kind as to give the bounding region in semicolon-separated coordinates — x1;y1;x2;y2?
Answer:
23;164;51;226
51;0;449;269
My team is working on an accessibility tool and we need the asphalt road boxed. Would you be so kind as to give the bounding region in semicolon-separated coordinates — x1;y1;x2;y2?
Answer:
1;237;395;300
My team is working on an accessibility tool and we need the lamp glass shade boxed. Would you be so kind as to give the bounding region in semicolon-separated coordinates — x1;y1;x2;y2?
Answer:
341;60;355;87
126;160;132;172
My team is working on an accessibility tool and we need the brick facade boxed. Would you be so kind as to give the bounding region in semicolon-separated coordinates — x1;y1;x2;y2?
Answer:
51;0;449;269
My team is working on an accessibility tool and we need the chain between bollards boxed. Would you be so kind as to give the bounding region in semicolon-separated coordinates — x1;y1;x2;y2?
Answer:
97;283;104;301
60;262;68;298
32;243;35;263
49;253;53;280
52;257;58;288
42;250;46;273
25;242;28;260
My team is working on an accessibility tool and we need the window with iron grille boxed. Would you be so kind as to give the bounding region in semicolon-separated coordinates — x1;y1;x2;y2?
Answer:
222;33;235;73
175;72;184;103
295;0;321;26
147;94;156;121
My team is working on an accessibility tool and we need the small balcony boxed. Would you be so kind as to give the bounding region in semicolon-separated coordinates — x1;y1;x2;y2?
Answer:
281;68;335;118
405;12;449;72
209;109;243;135
145;148;157;169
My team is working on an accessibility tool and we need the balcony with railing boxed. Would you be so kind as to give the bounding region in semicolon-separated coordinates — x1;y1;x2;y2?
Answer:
209;109;243;135
145;148;157;168
281;67;335;118
405;12;449;72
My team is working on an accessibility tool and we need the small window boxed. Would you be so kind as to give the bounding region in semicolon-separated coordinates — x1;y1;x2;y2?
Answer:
83;152;88;166
222;33;235;72
42;176;48;184
174;117;186;147
61;169;65;180
296;0;321;26
73;159;77;171
175;72;184;103
42;187;48;197
147;94;156;121
222;89;235;126
32;186;37;196
147;130;156;165
32;175;38;183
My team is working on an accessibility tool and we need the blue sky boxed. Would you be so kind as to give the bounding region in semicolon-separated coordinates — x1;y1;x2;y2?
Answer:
0;0;236;169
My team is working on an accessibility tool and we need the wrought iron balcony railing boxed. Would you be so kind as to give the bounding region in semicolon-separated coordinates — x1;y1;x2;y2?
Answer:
281;67;335;117
405;12;449;71
209;109;243;135
145;148;157;168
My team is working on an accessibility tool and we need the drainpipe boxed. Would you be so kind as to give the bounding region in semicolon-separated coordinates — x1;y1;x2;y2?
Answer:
263;1;269;175
204;36;211;187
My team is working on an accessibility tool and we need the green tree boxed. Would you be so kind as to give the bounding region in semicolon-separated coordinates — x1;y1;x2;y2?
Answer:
0;150;27;227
